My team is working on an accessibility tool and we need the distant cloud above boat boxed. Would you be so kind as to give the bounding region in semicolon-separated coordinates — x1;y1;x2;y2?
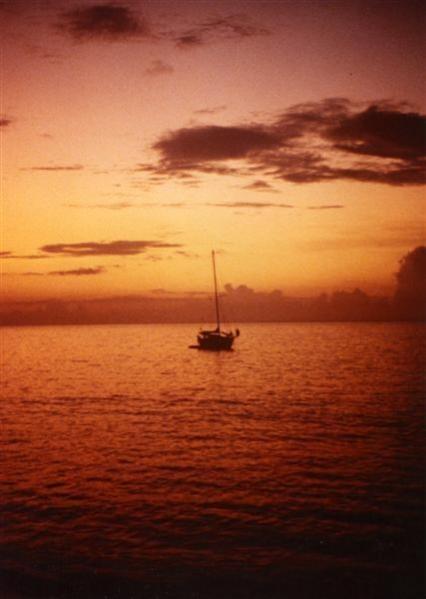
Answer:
138;99;426;187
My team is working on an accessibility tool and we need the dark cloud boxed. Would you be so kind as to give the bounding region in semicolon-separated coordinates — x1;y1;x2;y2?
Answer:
326;105;426;160
308;205;344;210
21;164;84;171
39;240;181;256
58;3;149;42
394;246;426;319
172;15;269;49
395;246;426;298
56;5;267;48
153;125;281;162
208;201;293;209
0;117;12;128
145;60;174;76
142;99;426;187
49;267;105;276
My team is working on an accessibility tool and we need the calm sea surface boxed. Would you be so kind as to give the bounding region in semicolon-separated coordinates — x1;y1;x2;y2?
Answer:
1;323;424;598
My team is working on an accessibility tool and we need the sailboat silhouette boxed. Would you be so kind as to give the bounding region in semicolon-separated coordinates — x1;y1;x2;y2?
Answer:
192;251;240;351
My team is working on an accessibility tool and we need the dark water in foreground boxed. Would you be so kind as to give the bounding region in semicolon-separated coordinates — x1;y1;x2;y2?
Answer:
1;323;424;598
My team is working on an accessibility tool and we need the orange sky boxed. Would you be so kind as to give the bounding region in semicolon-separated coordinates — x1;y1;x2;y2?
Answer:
1;0;425;302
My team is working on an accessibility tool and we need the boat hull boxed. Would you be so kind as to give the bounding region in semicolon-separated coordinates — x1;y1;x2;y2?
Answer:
197;331;234;351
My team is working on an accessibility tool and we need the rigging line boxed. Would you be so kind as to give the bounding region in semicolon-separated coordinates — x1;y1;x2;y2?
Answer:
212;250;220;330
0;44;4;276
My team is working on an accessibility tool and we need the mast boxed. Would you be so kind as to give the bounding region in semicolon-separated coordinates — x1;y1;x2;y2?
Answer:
212;250;220;331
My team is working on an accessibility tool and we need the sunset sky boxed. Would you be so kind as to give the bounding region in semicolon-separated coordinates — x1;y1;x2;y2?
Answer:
1;0;425;302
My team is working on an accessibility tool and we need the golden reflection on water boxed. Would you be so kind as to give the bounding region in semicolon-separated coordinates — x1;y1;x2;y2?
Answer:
1;323;424;598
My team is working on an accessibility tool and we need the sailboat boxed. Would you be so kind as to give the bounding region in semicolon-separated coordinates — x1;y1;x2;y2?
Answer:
192;251;240;351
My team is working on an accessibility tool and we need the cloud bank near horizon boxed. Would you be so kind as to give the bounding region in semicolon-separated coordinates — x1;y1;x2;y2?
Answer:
2;247;424;324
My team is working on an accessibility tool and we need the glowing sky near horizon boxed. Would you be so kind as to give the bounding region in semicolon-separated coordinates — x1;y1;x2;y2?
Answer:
1;0;425;301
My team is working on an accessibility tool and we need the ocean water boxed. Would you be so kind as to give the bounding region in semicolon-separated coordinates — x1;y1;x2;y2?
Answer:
1;323;424;598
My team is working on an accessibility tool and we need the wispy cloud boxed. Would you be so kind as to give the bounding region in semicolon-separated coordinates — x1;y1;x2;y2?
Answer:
14;267;105;277
66;201;189;210
1;252;50;260
171;14;269;49
194;105;227;116
208;201;293;209
303;231;425;252
21;164;84;171
66;202;136;210
140;99;426;187
175;250;200;258
48;267;105;276
39;240;181;257
307;205;345;210
145;60;174;76
24;42;64;62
